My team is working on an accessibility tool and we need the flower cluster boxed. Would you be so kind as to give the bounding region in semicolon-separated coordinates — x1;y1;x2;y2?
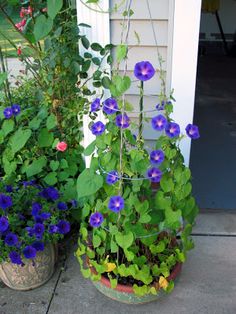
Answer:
3;104;21;119
0;182;72;265
15;6;32;32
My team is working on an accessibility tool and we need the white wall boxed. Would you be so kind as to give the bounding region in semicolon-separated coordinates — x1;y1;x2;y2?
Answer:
200;0;236;40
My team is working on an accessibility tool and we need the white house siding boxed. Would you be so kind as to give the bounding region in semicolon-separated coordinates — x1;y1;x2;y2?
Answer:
110;0;173;144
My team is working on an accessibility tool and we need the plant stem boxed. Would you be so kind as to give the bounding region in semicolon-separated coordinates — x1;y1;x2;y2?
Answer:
138;80;144;146
0;46;12;104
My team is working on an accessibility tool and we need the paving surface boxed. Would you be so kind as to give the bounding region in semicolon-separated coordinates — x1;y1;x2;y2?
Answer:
1;212;236;314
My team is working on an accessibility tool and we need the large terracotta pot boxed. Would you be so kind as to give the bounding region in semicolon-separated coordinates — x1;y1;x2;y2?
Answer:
0;243;57;291
90;262;182;304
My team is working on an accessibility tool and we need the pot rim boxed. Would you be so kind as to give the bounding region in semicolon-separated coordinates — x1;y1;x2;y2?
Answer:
89;260;182;294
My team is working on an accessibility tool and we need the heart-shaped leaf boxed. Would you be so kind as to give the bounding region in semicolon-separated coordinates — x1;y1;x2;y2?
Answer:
34;15;53;41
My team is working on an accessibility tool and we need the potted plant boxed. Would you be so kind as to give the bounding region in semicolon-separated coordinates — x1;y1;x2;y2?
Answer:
76;46;200;302
0;180;72;290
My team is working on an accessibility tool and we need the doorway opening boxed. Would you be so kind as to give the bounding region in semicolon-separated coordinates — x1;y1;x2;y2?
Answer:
190;0;236;210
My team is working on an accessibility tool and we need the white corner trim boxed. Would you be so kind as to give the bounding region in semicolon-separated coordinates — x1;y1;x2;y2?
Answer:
76;0;110;167
170;0;202;166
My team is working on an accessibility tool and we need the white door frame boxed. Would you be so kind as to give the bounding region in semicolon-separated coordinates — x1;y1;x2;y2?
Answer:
170;0;202;166
76;0;202;166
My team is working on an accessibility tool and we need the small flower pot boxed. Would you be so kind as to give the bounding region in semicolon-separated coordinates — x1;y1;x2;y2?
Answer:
90;262;182;304
0;243;57;291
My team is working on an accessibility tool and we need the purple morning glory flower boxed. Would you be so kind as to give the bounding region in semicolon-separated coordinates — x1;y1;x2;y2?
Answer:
5;233;18;246
9;251;22;265
33;223;45;239
106;171;119;185
39;187;59;201
57;220;70;234
90;98;101;112
48;225;59;234
23;245;37;259
11;104;21;116
3;107;13;119
108;196;124;213
150;150;165;165
103;98;118;115
0;194;13;209
32;241;44;252
151;115;167;131
57;202;68;211
91;121;105;136
115;113;130;129
0;217;9;232
165;122;180;138
5;185;13;193
185;124;200;139
147;167;162;183
134;61;155;81
31;202;42;216
89;212;104;228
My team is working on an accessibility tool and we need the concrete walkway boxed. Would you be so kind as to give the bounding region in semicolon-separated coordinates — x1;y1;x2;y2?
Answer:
1;211;236;314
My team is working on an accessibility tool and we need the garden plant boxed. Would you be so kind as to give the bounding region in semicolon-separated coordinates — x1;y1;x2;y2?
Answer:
76;0;200;303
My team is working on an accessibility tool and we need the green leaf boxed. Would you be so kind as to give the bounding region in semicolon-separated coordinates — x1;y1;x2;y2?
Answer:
10;128;32;154
0;72;7;87
102;76;111;89
47;0;63;19
26;157;47;177
91;43;102;51
93;235;101;248
150;241;166;254
2;119;14;137
83;141;96;157
165;208;181;229
50;160;59;171
38;128;54;147
29;117;42;130
46;114;57;130
160;177;174;193
77;169;103;198
116;44;127;62
115;231;133;249
81;36;90;49
44;172;57;185
34;15;53;41
139;213;151;224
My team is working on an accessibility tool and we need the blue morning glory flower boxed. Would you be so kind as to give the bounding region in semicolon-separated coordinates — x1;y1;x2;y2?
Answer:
165;122;180;138
3;107;13;119
106;171;119;185
89;212;104;228
150;150;165;165
11;104;21;116
91;121;105;136
147;167;162;183
90;98;101;112
185;124;200;139
0;194;13;210
134;61;155;81
151;114;167;131
57;220;70;234
103;98;118;115
108;196;124;213
115;114;130;129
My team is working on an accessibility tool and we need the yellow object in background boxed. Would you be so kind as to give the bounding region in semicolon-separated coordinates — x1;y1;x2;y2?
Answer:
202;0;220;13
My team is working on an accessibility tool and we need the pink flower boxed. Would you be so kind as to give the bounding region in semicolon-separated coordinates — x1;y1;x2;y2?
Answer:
15;19;26;32
56;142;67;152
